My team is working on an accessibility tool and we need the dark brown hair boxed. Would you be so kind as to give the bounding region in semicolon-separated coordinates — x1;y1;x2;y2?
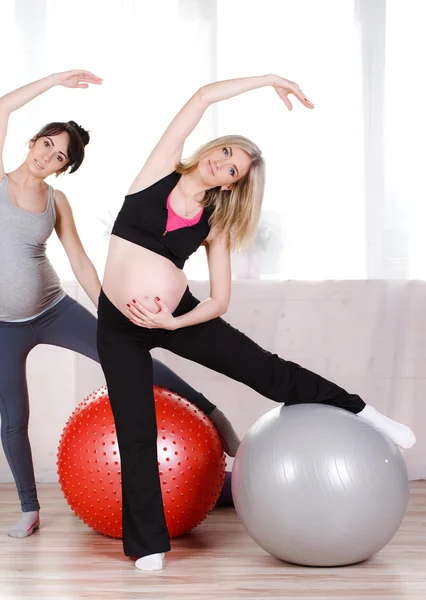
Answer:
31;120;90;174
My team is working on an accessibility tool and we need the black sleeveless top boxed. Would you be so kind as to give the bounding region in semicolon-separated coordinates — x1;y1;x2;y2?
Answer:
111;172;214;269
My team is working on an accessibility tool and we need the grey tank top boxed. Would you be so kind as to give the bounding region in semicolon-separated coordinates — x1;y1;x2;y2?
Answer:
0;175;65;321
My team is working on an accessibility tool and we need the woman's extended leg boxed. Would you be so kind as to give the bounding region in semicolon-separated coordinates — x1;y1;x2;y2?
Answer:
162;293;415;449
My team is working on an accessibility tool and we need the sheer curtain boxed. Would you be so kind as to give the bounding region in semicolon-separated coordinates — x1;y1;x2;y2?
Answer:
218;0;365;280
0;0;367;281
384;0;426;279
1;1;424;280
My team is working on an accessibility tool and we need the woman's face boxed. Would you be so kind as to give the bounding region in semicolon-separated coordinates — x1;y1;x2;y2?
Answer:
26;131;70;178
198;146;252;189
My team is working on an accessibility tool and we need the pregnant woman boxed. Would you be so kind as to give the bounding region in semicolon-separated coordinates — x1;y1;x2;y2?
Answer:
98;73;416;571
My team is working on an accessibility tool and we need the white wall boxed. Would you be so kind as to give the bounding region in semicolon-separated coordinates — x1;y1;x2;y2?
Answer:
1;280;424;487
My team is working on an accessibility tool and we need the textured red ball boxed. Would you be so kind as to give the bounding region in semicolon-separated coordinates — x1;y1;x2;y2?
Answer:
57;385;226;538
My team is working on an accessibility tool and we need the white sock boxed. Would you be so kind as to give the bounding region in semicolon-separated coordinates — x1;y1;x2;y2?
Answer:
135;552;165;571
358;405;416;449
8;511;40;538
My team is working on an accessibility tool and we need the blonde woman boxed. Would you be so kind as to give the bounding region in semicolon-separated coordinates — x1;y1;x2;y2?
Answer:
97;74;416;571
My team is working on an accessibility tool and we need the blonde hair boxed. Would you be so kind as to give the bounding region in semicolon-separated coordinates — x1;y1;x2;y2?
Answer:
176;135;265;251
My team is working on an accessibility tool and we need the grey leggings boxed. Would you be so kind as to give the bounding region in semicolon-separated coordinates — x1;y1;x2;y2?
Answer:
0;295;216;512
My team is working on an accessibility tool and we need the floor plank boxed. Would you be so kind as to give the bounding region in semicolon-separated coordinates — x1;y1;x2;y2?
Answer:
1;482;425;599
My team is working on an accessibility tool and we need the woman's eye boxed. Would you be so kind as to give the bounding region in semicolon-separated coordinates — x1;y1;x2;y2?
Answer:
223;147;229;157
229;167;235;177
56;155;63;162
44;141;49;147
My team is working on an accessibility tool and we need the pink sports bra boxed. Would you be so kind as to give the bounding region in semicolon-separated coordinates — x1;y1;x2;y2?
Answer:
165;193;203;232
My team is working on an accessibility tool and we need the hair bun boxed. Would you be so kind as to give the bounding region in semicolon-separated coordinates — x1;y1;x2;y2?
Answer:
67;120;90;146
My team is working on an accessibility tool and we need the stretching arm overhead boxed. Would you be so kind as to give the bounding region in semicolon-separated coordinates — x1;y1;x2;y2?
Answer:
128;74;314;195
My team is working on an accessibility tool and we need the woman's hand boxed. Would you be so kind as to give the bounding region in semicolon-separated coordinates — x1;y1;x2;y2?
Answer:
273;76;314;111
55;70;103;89
126;297;177;330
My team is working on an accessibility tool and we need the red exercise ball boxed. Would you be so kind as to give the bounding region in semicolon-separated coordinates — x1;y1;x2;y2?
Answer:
57;385;225;538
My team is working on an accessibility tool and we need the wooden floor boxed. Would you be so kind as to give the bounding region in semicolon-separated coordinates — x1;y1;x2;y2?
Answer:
1;482;425;600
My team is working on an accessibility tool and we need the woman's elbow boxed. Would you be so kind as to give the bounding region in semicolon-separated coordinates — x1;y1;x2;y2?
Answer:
197;86;212;108
217;298;230;316
0;102;11;116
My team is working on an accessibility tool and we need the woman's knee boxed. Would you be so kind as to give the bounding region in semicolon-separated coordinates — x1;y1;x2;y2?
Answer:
1;409;29;438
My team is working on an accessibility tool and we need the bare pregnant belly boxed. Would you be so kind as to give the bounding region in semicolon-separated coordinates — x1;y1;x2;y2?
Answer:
102;235;189;316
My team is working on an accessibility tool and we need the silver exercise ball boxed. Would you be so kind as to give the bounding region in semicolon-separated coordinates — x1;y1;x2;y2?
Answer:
232;404;409;567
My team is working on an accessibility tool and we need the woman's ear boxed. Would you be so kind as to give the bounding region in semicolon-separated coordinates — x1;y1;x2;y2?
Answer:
220;184;233;191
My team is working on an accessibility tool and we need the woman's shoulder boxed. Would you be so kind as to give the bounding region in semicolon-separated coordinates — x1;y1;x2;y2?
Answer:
51;188;70;213
125;170;181;198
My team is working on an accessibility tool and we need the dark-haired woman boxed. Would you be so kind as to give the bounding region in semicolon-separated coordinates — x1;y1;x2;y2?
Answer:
0;71;240;539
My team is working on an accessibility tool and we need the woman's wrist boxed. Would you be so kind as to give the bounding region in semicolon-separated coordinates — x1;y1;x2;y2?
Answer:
265;73;280;87
49;73;62;87
269;74;291;88
171;316;183;331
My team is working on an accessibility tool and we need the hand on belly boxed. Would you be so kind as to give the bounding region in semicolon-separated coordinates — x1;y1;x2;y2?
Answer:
126;295;177;331
131;295;161;314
